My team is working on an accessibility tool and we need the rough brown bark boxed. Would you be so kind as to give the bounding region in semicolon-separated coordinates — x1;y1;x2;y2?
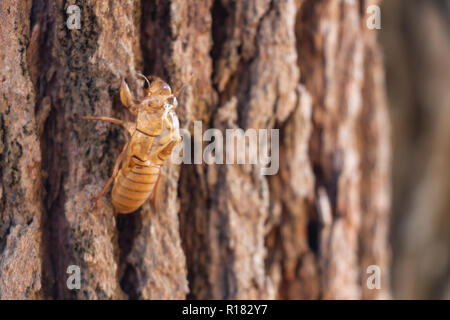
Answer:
381;0;450;300
0;0;390;299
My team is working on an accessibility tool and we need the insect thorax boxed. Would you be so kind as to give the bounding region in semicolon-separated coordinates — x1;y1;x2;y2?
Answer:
135;109;165;136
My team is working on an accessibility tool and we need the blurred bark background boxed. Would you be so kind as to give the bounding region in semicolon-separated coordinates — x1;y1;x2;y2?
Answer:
381;0;450;300
0;0;391;299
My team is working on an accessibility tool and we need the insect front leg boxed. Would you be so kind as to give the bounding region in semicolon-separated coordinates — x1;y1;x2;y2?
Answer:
150;110;182;161
150;129;182;163
120;78;139;116
158;140;181;161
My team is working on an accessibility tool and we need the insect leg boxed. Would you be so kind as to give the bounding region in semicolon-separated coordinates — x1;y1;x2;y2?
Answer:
93;141;129;208
78;115;124;126
156;140;180;161
77;115;136;136
150;116;182;161
150;171;162;210
120;78;138;116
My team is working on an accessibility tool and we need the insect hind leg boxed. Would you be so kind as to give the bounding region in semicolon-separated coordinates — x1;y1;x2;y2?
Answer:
93;141;129;209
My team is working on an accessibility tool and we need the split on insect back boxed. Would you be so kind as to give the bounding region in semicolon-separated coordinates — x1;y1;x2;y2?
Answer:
77;74;183;214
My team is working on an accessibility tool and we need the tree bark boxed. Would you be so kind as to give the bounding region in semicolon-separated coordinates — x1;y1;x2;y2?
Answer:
381;0;450;299
0;0;390;299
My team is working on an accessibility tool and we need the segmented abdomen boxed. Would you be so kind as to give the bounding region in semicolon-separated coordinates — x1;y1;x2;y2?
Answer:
111;163;160;214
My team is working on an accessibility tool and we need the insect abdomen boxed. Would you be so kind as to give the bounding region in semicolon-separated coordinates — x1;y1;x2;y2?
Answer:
111;164;161;214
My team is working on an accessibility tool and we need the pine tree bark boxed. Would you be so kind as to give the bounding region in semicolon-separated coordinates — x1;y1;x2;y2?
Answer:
382;0;450;299
0;0;390;299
